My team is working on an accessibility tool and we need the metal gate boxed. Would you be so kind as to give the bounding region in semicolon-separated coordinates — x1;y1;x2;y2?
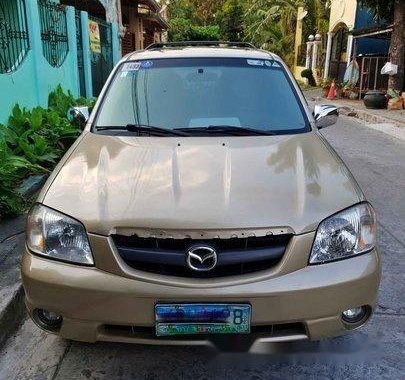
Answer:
359;56;389;98
38;0;68;67
89;16;113;97
0;0;30;73
75;11;85;97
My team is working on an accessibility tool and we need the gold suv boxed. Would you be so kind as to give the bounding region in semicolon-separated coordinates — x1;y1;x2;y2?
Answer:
22;42;380;347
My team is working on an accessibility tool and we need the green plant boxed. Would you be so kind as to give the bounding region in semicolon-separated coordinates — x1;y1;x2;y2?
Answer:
18;133;60;166
0;140;47;217
343;82;357;91
0;106;62;168
48;84;95;118
301;69;317;87
0;86;96;218
319;77;332;89
190;25;220;41
334;80;343;89
167;0;247;42
387;88;400;99
217;0;246;41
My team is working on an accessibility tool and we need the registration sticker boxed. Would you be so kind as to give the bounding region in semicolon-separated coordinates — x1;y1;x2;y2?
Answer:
122;62;141;72
247;59;265;66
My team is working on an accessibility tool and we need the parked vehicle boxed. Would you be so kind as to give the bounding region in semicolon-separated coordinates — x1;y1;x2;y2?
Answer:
22;42;380;348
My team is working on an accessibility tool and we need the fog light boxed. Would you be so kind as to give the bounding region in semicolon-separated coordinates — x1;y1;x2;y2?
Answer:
36;309;63;329
342;306;366;323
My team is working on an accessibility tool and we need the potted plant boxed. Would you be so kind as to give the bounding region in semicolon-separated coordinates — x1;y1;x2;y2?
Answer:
343;83;359;100
335;81;344;98
319;78;332;98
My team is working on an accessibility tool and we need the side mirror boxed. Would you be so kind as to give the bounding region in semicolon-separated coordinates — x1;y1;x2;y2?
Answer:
313;104;338;129
67;106;89;130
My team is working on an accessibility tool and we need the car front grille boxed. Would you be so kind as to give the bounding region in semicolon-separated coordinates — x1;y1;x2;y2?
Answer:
111;234;292;278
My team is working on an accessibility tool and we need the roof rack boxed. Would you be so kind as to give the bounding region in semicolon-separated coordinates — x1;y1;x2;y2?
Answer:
145;41;256;50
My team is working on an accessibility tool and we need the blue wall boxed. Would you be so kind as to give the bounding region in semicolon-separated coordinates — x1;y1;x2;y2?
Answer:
0;0;120;124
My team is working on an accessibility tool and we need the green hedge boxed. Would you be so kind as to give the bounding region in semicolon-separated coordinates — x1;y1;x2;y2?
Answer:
0;85;95;218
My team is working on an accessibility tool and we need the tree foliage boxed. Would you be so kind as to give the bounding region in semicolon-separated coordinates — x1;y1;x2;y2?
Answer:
358;0;395;22
216;0;246;41
167;0;331;68
168;0;245;42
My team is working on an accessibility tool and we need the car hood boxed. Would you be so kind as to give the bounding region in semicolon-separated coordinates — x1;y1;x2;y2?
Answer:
41;132;363;236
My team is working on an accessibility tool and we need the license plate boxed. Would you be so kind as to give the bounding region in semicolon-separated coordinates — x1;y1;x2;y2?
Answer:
155;304;251;336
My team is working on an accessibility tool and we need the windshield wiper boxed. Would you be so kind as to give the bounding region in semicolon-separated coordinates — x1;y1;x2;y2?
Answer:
175;125;277;136
96;124;190;136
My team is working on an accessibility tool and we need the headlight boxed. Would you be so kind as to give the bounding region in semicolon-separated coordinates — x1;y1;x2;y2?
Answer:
26;204;94;265
309;203;376;264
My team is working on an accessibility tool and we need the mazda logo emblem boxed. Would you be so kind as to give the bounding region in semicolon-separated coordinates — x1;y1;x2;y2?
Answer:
186;246;218;272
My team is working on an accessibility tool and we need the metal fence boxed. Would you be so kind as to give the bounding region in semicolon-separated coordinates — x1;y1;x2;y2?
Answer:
75;10;85;97
359;56;389;98
89;16;113;97
38;0;68;67
0;0;30;74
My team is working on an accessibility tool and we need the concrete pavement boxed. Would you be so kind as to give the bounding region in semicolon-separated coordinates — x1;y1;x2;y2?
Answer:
0;216;25;347
0;116;404;379
305;88;405;141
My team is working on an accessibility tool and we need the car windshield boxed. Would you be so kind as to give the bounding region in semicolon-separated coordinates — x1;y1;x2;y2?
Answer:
94;57;309;135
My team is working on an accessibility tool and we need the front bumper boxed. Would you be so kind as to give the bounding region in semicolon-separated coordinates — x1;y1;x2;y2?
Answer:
21;243;381;345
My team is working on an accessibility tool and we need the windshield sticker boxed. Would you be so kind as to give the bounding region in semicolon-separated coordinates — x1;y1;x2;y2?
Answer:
271;61;281;68
122;62;141;72
247;59;265;66
120;70;137;78
141;60;154;69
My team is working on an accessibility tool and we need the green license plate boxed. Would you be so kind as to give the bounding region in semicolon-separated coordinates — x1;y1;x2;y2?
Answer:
155;304;251;336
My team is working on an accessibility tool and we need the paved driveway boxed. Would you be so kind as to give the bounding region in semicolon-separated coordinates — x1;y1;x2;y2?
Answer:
0;116;404;379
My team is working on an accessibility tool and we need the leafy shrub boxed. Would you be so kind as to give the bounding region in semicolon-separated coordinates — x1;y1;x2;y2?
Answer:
168;17;193;41
318;77;332;89
301;69;317;87
168;18;220;42
190;25;220;41
0;86;96;218
0;140;47;217
48;84;95;118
